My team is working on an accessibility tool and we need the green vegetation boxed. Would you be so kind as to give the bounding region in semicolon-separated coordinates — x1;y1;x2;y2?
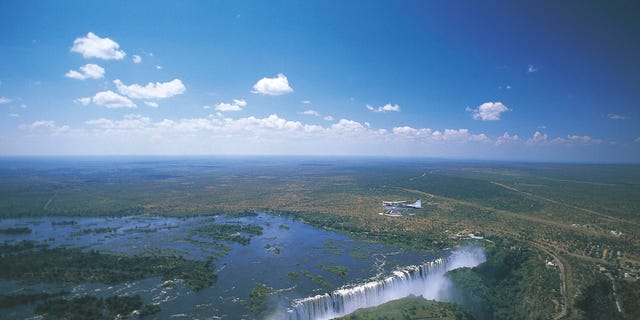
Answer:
0;227;31;234
334;295;474;320
574;275;621;320
193;223;263;245
225;210;258;218
317;263;349;278
1;159;639;319
0;243;216;291
51;220;78;226
35;294;150;320
447;242;562;320
301;270;333;289
248;284;274;318
140;303;161;317
69;227;118;237
287;272;300;280
0;291;67;309
616;280;640;319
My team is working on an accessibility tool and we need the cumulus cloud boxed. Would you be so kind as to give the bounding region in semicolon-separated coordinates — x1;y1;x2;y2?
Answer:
132;55;142;63
71;32;126;60
0;97;11;104
526;131;549;145
568;134;602;145
92;90;137;108
607;114;627;120
366;103;400;113
302;100;311;105
65;64;105;80
251;73;293;95
323;115;334;121
144;101;158;108
496;132;520;145
332;119;366;132
391;126;491;143
114;79;186;99
20;120;70;134
467;102;510;121
215;99;246;112
527;64;538;73
86;114;151;130
75;97;92;106
302;110;320;116
392;126;433;137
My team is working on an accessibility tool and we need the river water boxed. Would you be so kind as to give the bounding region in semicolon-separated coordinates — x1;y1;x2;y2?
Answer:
1;213;467;319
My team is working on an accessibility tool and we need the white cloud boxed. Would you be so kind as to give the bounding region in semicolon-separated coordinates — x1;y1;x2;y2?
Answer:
132;55;142;63
366;103;400;113
155;65;163;70
323;115;334;121
442;129;489;142
467;102;510;121
144;101;159;108
215;103;240;112
29;112;527;156
214;99;246;112
527;131;549;145
114;79;186;99
92;90;137;108
86;114;151;130
9;113;19;118
331;119;366;132
65;64;105;80
20;120;71;134
393;126;433;137
0;97;12;104
251;73;293;96
302;100;311;105
496;132;520;145
19;103;27;109
607;114;627;120
233;99;247;107
568;134;602;145
75;97;92;106
527;64;538;73
302;110;320;116
71;32;126;60
391;126;489;143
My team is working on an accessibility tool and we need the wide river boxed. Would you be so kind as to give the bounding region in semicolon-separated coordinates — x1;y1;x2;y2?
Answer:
0;212;459;319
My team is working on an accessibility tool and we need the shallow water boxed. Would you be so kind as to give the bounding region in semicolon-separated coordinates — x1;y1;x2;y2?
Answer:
0;213;437;319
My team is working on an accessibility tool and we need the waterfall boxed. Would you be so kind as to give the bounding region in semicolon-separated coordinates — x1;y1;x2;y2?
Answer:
286;247;485;320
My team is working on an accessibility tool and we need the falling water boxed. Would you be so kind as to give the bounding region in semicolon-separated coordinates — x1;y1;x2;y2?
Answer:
286;246;485;320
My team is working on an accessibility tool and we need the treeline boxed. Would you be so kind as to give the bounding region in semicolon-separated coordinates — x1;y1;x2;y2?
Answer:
193;223;263;245
335;295;474;320
0;242;216;291
446;243;562;320
267;209;444;250
0;227;31;234
0;291;67;309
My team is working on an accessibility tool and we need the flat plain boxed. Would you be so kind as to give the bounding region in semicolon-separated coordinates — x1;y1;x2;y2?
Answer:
1;157;639;319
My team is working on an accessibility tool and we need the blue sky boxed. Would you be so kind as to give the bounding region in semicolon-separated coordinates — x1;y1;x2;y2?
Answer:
1;1;639;162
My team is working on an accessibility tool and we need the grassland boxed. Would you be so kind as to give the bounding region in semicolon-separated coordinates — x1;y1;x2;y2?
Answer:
1;157;639;319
